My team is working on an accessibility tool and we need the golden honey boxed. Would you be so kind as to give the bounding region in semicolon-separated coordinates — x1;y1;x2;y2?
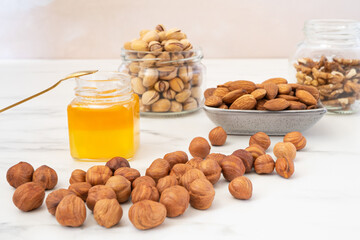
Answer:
67;72;139;161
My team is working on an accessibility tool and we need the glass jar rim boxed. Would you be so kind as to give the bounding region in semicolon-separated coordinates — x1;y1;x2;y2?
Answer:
76;71;130;82
304;19;360;34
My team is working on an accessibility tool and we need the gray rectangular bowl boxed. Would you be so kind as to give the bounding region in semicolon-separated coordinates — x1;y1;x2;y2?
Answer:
204;106;326;135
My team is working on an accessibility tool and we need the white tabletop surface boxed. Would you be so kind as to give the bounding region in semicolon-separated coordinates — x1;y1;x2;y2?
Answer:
0;59;359;240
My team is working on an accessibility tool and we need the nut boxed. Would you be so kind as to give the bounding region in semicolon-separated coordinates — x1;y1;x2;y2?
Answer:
254;154;275;174
204;88;216;99
12;182;45;212
160;185;189;217
199;159;222;185
114;167;140;183
245;144;266;160
275;158;295;179
131;184;159;203
164;39;184;51
175;89;191;103
249;132;271;150
148;41;162;52
46;189;75;215
264;98;290;111
231;149;254;173
169;77;185;92
183;97;198;111
228;176;252;200
222;89;247;104
105;175;131;203
296;90;317;106
189;137;211;158
156;175;178;193
180;168;207;190
94;198;123;228
86;165;113;186
251;88;267;100
164;151;189;169
263;82;279;99
163;89;176;100
68;182;92;201
142;30;159;43
143;69;159;87
208;126;227;146
278;84;292;95
169;163;193;181
262;77;288;85
151;99;171;112
69;169;86;184
55;195;86;227
32;165;58;190
132;176;156;189
226;80;257;93
205;95;223;107
128;200;167;230
288;101;307;110
130;39;148;51
273;142;296;161
154;80;170;92
170;101;183;112
205;153;226;166
6;161;34;188
105;157;130;172
220;155;246;181
229;94;257;110
189;179;215;210
145;158;170;182
142;90;160;105
86;185;116;211
186;157;203;169
283;131;307;151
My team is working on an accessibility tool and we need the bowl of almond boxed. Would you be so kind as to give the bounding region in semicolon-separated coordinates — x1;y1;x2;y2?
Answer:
203;78;326;135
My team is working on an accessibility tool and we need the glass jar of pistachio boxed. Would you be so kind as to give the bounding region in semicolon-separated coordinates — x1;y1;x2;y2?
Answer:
291;19;360;114
119;25;205;116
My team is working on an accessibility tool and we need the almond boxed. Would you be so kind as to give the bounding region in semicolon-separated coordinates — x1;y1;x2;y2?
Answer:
296;85;320;100
277;84;292;95
205;96;222;107
222;89;247;104
256;99;267;110
213;87;229;98
288;101;306;110
263;83;278;99
277;95;299;101
262;78;288;85
204;88;216;99
251;89;267;100
295;90;317;106
229;94;257;110
227;81;257;93
263;98;290;111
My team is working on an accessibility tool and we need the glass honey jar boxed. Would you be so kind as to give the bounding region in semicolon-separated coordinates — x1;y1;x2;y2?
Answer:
67;71;139;161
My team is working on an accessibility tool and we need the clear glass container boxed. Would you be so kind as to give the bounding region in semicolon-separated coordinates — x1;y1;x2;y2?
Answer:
291;19;360;114
67;71;140;161
119;48;205;116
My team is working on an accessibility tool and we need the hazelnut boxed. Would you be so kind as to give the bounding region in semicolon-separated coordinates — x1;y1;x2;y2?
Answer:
94;198;123;228
199;159;222;185
32;165;58;190
114;167;140;183
132;176;156;189
128;200;167;230
229;176;252;200
68;182;92;201
105;175;131;203
189;179;215;210
46;189;75;215
169;163;192;181
55;195;86;227
186;157;203;169
220;155;245;181
156;175;178;193
105;157;130;172
208;126;227;146
249;132;271;150
6;161;34;188
273;142;296;161
69;169;86;184
86;185;116;211
163;151;188;169
283;131;307;151
275;158;295;179
145;158;170;182
180;168;207;190
86;165;113;186
245;144;266;160
254;154;275;174
189;137;211;158
205;153;226;166
160;185;189;217
131;184;159;203
12;182;45;212
232;149;254;173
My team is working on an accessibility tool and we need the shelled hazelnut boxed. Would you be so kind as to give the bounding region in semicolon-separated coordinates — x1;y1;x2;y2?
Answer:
180;168;207;190
128;200;167;230
145;158;170;182
163;151;188;169
86;185;116;211
208;126;227;146
249;132;271;150
132;176;156;189
156;175;178;194
205;153;226;166
6;162;34;188
231;149;254;173
273;142;296;161
94;198;123;228
86;165;113;186
189;137;211;158
220;155;245;181
131;184;159;203
160;185;190;217
114;167;141;183
32;165;58;190
68;182;92;201
199;159;222;185
189;179;215;210
254;154;275;174
186;157;203;169
169;163;193;181
55;195;86;227
12;182;45;212
45;189;75;215
229;176;253;200
283;131;307;150
105;175;131;203
105;157;130;172
245;144;266;160
69;169;86;184
275;158;295;179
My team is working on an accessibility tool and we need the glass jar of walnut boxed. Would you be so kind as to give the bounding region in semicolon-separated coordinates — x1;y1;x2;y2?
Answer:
119;48;205;116
291;19;360;114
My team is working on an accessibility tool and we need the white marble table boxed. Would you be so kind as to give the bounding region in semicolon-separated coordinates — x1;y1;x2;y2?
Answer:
0;59;359;240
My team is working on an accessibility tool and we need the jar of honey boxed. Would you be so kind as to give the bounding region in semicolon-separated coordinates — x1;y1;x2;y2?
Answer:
67;71;139;161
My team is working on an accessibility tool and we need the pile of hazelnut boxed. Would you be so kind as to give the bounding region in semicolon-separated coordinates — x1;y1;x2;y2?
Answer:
6;129;306;230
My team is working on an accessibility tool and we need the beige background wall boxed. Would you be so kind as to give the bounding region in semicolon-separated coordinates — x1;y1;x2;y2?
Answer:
0;0;359;59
